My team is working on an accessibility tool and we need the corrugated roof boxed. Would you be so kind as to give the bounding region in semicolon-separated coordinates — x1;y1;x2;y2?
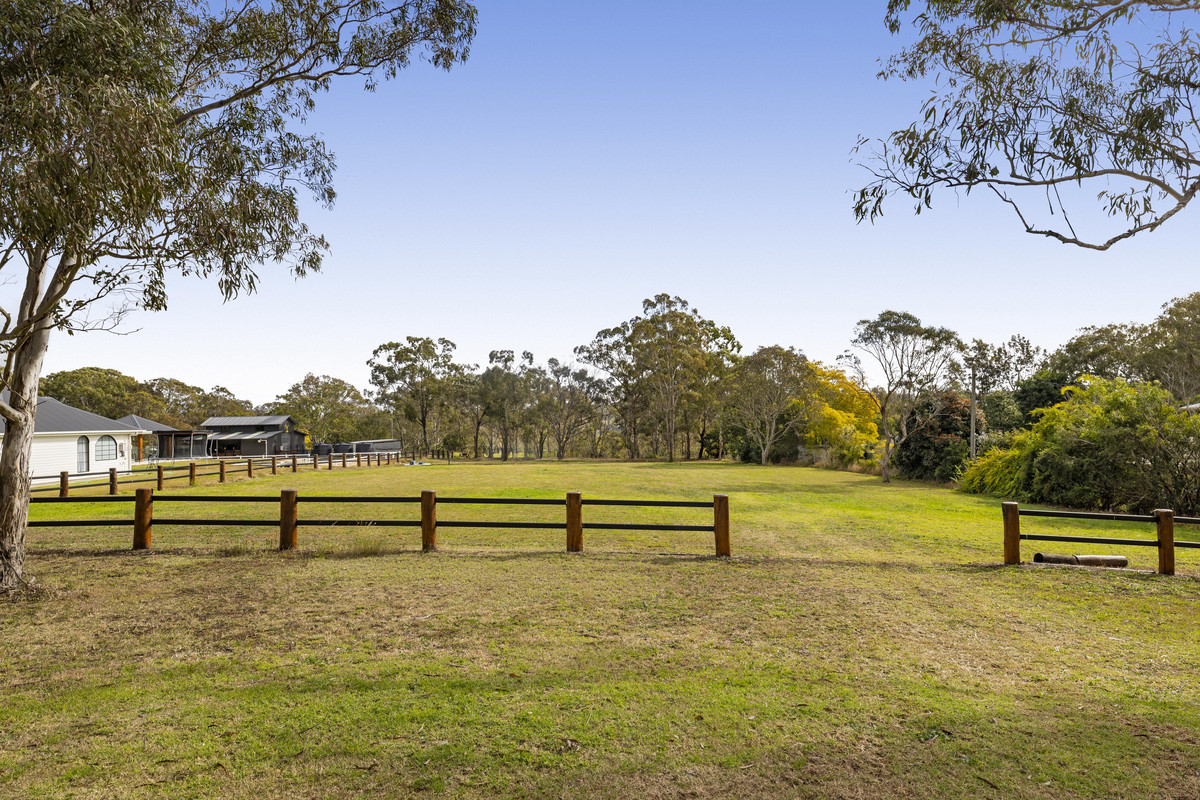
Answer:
0;396;146;435
117;414;179;433
202;415;295;427
208;430;283;441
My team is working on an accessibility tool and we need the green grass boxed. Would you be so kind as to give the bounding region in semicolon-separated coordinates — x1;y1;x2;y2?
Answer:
3;461;1199;799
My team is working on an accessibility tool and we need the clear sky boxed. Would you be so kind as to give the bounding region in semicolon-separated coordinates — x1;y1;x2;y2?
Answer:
42;1;1200;404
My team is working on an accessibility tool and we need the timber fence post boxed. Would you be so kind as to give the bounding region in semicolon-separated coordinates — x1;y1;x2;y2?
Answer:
109;468;118;495
272;456;278;475
357;453;362;467
247;459;253;478
421;490;437;552
291;456;298;473
59;471;69;498
326;454;333;471
133;488;153;550
312;454;318;470
219;461;226;483
1002;502;1021;565
714;494;731;557
1156;508;1175;576
280;490;298;551
566;492;583;552
342;453;347;468
189;461;196;486
156;465;164;491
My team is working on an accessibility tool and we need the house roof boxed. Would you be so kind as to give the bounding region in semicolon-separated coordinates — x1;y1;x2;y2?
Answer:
117;414;179;433
208;430;283;441
0;396;145;435
202;415;296;428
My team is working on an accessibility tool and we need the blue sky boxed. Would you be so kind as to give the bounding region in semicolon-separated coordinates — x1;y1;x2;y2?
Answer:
44;1;1200;403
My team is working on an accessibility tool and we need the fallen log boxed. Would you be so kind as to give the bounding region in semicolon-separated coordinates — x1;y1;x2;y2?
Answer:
1033;553;1129;568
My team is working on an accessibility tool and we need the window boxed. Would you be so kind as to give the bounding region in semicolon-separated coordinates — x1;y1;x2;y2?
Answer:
95;435;117;461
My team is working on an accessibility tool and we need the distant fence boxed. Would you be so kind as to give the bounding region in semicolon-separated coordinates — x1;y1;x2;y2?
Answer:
29;452;410;497
1001;501;1200;575
28;490;732;557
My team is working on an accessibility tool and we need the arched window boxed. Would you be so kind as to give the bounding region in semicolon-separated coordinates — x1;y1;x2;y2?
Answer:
95;435;117;461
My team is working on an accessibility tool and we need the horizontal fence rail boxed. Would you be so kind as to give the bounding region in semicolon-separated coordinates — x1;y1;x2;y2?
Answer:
29;489;733;557
1001;502;1200;575
29;452;411;497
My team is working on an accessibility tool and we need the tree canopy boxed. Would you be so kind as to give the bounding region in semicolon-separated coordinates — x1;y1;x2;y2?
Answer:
0;0;477;591
856;1;1200;249
847;310;962;482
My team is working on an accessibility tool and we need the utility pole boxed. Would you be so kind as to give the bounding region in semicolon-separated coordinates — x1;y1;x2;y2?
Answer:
970;364;977;459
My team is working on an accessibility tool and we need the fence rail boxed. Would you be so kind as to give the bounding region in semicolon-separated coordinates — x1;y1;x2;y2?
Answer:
1001;501;1200;575
29;489;732;556
29;451;410;497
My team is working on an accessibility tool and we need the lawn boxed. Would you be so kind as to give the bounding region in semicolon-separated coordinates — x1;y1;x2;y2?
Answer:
2;461;1198;799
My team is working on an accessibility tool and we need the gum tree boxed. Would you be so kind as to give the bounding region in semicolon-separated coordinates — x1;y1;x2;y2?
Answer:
847;311;962;482
627;295;738;462
0;0;477;591
368;337;459;456
856;1;1200;249
724;345;817;466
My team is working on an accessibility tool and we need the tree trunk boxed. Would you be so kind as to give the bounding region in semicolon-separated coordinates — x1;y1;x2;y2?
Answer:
0;329;52;592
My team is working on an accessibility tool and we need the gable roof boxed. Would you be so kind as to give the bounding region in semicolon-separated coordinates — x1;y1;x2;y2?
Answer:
202;415;296;428
117;414;179;433
0;396;144;435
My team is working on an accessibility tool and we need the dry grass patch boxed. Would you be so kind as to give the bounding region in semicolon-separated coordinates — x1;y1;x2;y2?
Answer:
3;462;1199;798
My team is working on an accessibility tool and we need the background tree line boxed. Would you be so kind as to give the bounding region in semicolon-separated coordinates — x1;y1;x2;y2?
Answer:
38;295;883;465
41;290;1200;513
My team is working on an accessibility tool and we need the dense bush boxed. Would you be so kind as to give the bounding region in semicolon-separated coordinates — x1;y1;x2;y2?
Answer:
892;392;976;482
979;390;1023;432
960;377;1200;514
1012;369;1071;426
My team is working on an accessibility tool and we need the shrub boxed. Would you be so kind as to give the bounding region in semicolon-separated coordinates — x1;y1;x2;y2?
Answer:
893;392;976;482
960;377;1200;513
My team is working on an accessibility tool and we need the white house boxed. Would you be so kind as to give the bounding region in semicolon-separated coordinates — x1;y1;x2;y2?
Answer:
0;397;147;480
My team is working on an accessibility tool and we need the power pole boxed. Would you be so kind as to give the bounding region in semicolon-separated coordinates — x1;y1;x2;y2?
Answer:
970;364;977;459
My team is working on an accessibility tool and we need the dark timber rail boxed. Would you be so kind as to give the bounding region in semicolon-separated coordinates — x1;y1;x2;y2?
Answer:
1001;502;1200;575
29;490;733;557
29;452;407;497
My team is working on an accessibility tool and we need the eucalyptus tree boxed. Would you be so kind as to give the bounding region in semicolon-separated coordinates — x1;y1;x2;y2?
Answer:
270;374;371;445
479;350;530;462
627;295;739;462
846;311;962;482
39;368;151;421
575;323;648;458
447;369;487;459
724;346;818;466
543;359;603;460
857;1;1200;249
1137;292;1200;403
520;361;552;459
0;0;476;590
141;378;254;429
368;337;458;456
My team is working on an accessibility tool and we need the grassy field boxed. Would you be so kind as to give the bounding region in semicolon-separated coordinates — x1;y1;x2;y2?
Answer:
3;461;1199;799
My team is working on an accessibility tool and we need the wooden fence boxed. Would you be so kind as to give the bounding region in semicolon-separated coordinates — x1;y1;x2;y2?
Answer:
29;452;409;497
1001;501;1200;575
29;490;732;557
